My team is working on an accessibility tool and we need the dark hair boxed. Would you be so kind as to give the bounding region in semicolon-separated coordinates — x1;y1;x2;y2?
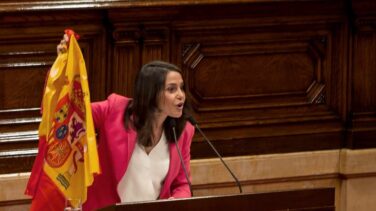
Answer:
124;60;191;147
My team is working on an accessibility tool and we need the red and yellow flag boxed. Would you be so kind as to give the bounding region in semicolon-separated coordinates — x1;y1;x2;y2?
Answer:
26;30;100;210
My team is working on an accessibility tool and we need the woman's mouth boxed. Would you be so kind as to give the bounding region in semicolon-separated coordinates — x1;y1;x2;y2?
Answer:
177;102;184;110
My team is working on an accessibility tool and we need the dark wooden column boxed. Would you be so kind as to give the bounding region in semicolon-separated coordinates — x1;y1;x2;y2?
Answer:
347;0;376;148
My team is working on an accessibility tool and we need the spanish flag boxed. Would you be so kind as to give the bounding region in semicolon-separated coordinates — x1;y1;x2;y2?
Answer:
25;30;100;210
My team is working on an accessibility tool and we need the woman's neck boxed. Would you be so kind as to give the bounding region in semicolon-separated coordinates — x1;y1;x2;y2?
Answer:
152;113;166;144
153;112;166;130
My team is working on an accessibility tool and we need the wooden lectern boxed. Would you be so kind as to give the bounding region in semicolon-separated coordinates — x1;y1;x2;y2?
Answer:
99;188;335;211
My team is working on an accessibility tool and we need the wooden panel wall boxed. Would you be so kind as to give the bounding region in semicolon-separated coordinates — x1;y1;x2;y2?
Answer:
0;0;375;174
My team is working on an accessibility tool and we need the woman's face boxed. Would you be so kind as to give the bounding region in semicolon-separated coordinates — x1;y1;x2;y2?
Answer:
158;71;186;119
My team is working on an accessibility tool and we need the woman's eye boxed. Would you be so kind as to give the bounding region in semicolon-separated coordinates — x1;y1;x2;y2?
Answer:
167;87;176;92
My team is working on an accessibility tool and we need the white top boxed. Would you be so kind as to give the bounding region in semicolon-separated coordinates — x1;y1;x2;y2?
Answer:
117;132;170;202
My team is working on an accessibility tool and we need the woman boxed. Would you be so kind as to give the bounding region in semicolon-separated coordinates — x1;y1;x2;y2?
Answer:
84;60;194;210
53;34;194;210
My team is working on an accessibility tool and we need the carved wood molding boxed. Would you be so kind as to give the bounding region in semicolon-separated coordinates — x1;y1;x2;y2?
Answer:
0;16;107;173
173;13;346;154
0;149;36;174
183;39;328;111
0;0;269;12
1;0;375;173
110;23;170;95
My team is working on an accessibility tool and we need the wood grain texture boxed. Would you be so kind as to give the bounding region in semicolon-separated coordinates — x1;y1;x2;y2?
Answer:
100;188;335;211
0;0;375;173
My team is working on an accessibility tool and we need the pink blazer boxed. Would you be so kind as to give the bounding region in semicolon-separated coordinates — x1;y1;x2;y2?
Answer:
83;94;194;211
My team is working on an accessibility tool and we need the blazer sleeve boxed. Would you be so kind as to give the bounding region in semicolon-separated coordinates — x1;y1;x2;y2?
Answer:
91;93;128;138
170;122;195;198
91;99;109;131
91;94;129;131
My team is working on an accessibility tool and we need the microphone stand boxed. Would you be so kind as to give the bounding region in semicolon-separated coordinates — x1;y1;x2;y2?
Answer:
170;119;193;197
188;116;243;193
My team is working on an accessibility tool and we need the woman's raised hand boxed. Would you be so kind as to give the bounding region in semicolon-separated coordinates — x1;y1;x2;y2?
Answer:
56;34;69;55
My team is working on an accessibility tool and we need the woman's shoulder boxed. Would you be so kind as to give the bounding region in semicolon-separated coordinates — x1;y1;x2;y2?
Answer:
184;121;194;131
107;93;130;103
104;93;131;107
92;93;131;114
182;121;195;137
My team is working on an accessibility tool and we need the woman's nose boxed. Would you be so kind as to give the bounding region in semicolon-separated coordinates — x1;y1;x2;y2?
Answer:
177;88;185;99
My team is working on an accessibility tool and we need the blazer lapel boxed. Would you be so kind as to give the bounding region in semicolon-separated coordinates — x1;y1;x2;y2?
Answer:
159;142;179;198
114;128;137;183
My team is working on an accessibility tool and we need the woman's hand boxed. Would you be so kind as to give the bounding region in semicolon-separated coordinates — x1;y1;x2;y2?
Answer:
56;34;69;55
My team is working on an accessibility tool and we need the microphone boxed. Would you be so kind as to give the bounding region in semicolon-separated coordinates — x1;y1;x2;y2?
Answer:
187;116;243;193
169;118;193;197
